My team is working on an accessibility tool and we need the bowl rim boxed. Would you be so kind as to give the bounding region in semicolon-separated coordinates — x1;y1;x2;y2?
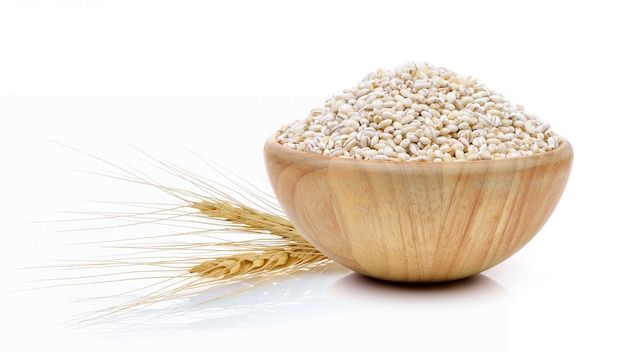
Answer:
265;134;573;169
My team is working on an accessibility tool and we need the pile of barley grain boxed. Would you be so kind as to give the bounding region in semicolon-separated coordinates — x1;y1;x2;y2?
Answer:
276;62;560;162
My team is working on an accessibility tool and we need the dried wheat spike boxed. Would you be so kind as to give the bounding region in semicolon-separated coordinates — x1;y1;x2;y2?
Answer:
191;199;305;243
190;245;327;279
189;199;327;279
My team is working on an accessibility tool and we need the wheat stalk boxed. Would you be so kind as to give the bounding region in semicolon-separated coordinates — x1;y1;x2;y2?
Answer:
189;200;326;279
190;200;302;241
39;145;332;322
190;246;327;278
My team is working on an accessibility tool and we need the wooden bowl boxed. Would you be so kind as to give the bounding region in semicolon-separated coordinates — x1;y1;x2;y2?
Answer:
264;136;573;282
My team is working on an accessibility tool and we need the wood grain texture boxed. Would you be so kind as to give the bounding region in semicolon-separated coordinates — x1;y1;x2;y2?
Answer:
264;137;574;282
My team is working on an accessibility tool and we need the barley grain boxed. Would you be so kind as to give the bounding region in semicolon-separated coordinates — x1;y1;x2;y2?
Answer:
276;62;561;161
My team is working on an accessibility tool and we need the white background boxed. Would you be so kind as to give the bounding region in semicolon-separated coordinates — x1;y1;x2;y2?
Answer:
1;0;625;351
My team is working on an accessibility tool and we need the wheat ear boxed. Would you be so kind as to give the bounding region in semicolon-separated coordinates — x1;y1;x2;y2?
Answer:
188;200;326;279
40;144;333;322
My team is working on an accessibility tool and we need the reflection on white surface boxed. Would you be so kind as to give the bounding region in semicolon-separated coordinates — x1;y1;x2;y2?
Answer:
178;264;352;331
71;263;353;335
67;260;514;352
66;261;512;350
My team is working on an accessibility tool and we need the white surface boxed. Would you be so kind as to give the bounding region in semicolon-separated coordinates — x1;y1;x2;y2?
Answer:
1;1;625;351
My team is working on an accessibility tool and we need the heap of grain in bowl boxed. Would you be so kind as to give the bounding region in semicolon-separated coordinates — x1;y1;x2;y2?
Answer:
275;62;561;162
